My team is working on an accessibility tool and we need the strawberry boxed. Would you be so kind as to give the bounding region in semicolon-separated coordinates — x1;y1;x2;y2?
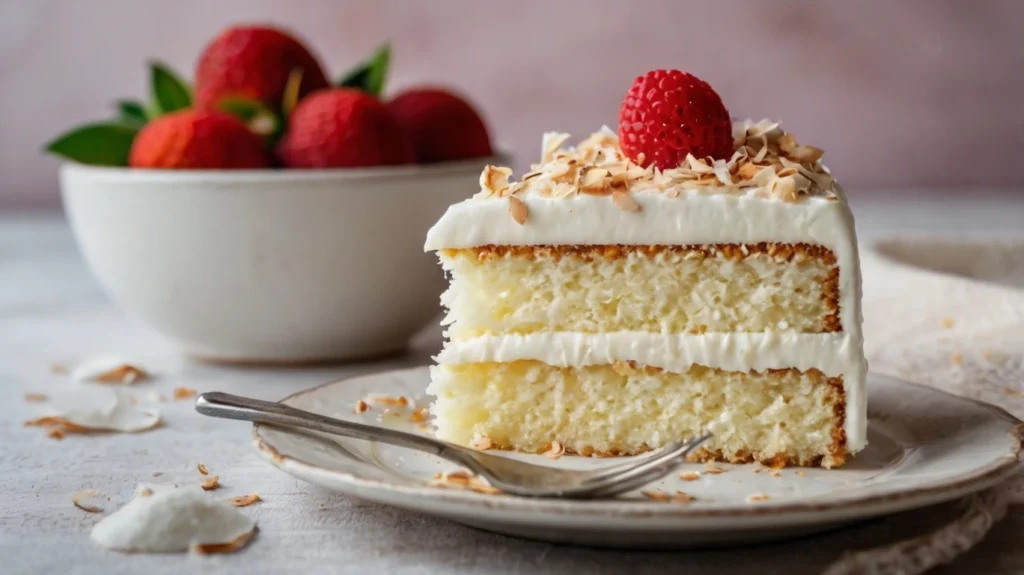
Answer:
129;110;269;169
194;25;329;110
276;89;415;168
618;69;733;169
387;88;492;163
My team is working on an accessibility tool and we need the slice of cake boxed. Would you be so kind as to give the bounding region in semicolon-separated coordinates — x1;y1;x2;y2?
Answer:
423;69;866;467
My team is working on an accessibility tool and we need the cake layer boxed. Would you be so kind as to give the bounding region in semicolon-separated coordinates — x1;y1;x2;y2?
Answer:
423;191;862;346
429;361;847;467
440;243;839;340
436;331;866;451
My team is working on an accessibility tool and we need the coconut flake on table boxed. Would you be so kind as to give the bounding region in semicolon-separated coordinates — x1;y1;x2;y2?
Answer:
70;357;151;384
91;485;257;555
25;391;161;434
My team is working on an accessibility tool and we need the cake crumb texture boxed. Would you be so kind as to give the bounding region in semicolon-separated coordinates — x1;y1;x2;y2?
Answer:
429;361;847;467
440;244;839;340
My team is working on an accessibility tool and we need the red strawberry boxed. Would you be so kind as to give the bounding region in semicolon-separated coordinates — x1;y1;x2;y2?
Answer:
195;25;329;110
276;89;415;168
129;110;269;169
618;69;733;169
387;88;492;163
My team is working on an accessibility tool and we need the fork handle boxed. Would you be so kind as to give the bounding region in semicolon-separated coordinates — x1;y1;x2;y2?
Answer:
195;391;454;458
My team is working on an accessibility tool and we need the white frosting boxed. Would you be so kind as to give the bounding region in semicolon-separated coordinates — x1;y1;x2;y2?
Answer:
437;332;858;376
424;186;866;451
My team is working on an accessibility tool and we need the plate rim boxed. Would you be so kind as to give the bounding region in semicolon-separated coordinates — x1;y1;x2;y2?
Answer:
252;366;1024;520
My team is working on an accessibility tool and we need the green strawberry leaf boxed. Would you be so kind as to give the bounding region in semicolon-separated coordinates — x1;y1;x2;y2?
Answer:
217;97;283;145
44;122;139;166
150;61;192;114
337;43;390;97
116;100;149;126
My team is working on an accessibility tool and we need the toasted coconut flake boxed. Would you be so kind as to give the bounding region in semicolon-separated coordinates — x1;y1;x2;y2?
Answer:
229;493;261;507
50;362;68;374
172;387;196;400
509;196;528;225
24;392;48;403
469;436;493;451
72;358;150;384
25;392;161;435
47;428;65;440
642;490;671;501
704;465;726;475
445;470;472;482
201;476;220;491
197;463;209;476
410;407;429;423
91;486;256;554
778;133;825;163
541;132;571;164
736;162;762;182
941;317;955;328
191;527;257;556
152;472;163;477
353;400;369;414
370;395;409;408
543;441;565;459
546;160;574;181
671;491;694;503
685;155;715;174
746;493;771;502
770;469;782;478
951;351;963;365
768;175;799;202
478;165;513;198
550;181;577;199
611;191;641;212
712;159;733;185
679;471;701;481
467;479;503;495
73;489;105;513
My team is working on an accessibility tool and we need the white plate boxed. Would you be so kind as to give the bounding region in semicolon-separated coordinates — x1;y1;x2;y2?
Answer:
252;367;1023;548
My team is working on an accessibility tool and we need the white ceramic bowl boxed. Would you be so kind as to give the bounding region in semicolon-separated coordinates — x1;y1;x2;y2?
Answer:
61;156;507;363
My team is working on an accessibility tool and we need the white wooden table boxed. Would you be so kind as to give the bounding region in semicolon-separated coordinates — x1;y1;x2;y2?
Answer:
2;191;1023;574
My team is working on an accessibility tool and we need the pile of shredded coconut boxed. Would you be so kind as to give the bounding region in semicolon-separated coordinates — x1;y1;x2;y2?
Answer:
475;120;836;210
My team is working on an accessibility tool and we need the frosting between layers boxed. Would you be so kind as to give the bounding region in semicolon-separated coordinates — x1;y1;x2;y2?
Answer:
437;331;867;451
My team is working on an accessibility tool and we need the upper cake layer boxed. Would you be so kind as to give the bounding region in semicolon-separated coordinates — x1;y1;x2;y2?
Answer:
423;120;863;345
439;244;840;339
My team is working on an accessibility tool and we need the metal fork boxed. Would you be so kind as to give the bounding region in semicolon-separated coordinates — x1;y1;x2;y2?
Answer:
195;392;711;499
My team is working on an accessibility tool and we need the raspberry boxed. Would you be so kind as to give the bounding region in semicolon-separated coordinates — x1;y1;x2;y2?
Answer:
276;89;415;168
618;69;733;169
128;110;269;169
387;88;493;163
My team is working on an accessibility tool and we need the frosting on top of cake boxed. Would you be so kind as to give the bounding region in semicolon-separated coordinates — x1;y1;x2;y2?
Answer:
474;119;837;206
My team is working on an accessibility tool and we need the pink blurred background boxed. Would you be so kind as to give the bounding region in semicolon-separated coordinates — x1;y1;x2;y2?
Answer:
1;0;1022;210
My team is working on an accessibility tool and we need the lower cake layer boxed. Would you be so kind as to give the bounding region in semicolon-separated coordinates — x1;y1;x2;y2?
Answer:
429;360;847;467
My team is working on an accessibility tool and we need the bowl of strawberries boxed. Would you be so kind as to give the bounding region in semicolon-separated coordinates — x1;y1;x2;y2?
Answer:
50;25;506;363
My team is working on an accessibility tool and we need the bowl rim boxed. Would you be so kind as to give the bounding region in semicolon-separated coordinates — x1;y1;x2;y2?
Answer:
60;150;513;184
